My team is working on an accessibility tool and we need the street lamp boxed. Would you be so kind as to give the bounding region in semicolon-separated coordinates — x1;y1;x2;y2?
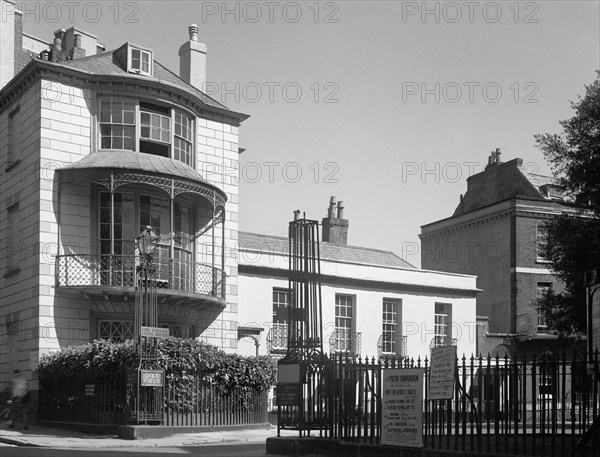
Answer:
129;225;165;424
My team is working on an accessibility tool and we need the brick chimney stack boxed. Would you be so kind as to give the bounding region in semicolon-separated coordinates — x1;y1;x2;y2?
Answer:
485;147;503;169
179;24;207;91
322;196;349;246
69;33;86;59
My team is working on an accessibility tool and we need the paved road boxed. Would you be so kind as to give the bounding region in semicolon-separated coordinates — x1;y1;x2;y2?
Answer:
0;442;272;457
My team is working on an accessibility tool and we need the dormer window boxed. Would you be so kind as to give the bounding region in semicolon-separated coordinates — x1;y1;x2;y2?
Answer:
128;45;152;75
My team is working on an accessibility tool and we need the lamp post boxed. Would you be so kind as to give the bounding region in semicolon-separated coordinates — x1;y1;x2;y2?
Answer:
129;226;166;424
134;226;159;341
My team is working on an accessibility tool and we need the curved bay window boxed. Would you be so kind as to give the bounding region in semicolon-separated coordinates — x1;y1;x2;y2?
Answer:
99;190;197;291
99;97;195;167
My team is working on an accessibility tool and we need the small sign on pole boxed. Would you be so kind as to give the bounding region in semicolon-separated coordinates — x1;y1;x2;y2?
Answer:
429;345;457;400
381;368;424;448
140;326;169;339
140;369;164;386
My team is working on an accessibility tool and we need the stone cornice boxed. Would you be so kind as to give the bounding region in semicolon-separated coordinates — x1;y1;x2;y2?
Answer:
420;197;586;240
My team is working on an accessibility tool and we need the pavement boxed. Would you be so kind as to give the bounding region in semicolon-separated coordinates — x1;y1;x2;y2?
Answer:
0;423;298;448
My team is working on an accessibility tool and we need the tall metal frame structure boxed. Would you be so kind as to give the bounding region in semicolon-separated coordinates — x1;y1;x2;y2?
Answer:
277;212;331;435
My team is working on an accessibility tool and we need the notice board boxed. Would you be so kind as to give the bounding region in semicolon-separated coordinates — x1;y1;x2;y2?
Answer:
381;368;424;448
429;345;457;400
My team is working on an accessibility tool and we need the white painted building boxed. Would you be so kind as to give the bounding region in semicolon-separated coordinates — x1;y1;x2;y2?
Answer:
0;2;247;398
237;198;479;361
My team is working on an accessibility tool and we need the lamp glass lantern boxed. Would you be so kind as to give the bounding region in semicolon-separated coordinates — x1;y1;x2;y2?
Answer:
136;226;159;262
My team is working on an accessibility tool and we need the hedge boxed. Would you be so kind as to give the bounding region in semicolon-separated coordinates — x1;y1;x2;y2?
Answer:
36;338;277;394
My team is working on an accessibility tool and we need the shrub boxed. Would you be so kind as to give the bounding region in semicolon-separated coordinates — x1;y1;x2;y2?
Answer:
37;338;277;395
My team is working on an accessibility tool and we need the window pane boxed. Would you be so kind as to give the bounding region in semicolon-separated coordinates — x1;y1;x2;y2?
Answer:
123;110;135;125
100;207;110;222
100;224;110;239
113;107;122;124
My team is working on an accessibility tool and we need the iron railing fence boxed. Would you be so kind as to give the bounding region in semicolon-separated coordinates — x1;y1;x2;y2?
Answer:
325;351;600;456
56;254;225;299
164;380;268;426
39;378;268;427
38;379;128;424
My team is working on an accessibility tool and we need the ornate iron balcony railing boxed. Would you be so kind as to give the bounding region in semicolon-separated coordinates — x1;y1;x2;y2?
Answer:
56;254;225;300
266;323;288;354
377;334;408;359
516;313;551;337
328;329;362;356
429;336;458;349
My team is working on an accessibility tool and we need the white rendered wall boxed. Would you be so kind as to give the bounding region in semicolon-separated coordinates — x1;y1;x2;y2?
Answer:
237;271;477;361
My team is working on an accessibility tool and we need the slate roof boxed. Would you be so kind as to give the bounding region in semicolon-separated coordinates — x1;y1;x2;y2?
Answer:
239;232;416;269
45;49;227;110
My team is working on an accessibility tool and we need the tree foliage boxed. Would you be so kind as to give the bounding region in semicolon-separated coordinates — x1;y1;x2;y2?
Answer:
534;72;600;335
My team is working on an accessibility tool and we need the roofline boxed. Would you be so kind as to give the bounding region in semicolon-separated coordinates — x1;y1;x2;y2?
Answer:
239;231;416;260
238;231;417;269
0;58;250;124
239;264;481;297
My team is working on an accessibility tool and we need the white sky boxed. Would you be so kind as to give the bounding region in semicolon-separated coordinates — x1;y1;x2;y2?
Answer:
15;0;600;267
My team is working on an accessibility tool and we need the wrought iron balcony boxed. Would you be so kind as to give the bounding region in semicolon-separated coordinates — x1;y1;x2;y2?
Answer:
328;329;361;356
266;323;288;355
429;336;458;349
56;254;225;309
516;313;553;338
377;334;408;360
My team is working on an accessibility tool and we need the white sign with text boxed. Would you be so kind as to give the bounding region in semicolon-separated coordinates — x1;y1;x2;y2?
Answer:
429;346;457;400
381;368;424;448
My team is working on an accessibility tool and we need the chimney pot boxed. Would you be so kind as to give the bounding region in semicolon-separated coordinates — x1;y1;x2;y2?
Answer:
74;34;81;48
189;24;199;41
293;210;301;221
327;196;337;218
336;201;344;219
495;148;502;163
